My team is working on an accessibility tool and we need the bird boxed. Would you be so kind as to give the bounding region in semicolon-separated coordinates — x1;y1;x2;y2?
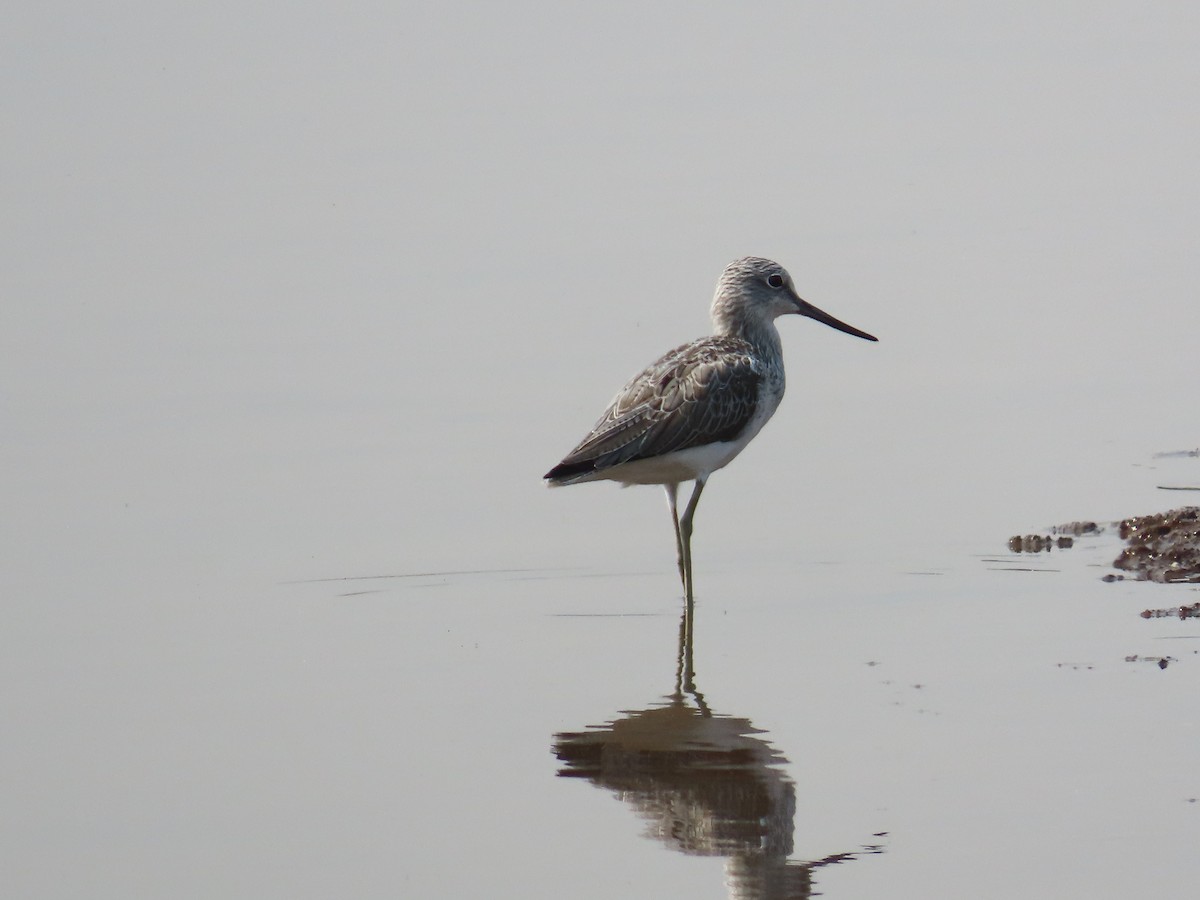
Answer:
544;256;877;599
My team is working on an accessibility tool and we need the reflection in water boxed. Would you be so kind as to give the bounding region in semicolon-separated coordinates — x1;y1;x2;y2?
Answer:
553;599;884;899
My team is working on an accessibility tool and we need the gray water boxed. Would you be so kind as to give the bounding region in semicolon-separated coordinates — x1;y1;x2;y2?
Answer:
4;4;1199;898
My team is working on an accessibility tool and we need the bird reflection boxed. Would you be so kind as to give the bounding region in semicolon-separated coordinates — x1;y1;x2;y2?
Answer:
553;599;884;899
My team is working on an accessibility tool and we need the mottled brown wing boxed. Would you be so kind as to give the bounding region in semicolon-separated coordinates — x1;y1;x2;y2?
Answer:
546;337;762;481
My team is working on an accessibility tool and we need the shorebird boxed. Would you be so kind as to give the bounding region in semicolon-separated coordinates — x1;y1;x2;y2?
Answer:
544;257;877;599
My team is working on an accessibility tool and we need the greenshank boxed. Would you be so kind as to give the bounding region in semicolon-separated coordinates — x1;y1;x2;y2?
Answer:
545;257;877;599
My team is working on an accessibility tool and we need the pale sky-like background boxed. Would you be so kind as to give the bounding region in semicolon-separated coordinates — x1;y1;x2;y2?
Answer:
6;2;1198;585
6;3;1199;579
3;3;1199;898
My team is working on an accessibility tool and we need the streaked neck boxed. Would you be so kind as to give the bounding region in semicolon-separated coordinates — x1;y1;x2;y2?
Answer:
713;310;784;362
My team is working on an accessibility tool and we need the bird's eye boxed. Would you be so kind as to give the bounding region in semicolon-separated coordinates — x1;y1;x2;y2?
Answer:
767;274;785;289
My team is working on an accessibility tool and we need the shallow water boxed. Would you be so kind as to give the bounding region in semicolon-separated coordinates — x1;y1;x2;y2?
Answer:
5;412;1198;898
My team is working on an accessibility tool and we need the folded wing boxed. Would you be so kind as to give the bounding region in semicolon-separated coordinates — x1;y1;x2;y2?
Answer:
545;337;762;483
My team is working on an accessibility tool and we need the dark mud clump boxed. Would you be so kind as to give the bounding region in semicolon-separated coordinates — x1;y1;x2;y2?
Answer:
1054;521;1102;536
1124;654;1174;669
1007;521;1100;553
1139;602;1200;619
1112;507;1200;583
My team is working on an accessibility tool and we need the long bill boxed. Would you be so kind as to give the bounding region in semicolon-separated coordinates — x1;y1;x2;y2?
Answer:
794;295;878;342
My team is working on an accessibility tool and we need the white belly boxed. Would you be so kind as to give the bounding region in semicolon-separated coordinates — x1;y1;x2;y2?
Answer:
602;441;746;485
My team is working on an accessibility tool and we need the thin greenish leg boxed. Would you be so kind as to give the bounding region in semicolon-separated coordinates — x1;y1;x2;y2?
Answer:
664;483;686;589
679;477;706;601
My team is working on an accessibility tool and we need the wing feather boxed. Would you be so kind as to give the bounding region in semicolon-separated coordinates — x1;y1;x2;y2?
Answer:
545;337;762;482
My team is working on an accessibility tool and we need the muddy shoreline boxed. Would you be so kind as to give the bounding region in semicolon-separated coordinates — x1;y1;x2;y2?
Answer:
1009;506;1200;584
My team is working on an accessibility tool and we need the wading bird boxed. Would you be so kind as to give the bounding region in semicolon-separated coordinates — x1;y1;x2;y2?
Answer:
545;257;877;599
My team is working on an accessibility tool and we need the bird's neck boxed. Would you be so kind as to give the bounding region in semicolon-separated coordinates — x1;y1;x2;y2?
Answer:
715;314;784;362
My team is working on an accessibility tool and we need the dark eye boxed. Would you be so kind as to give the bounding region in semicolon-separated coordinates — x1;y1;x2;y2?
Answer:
767;274;785;289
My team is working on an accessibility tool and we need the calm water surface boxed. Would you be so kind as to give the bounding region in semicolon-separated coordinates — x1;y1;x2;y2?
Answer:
5;399;1197;898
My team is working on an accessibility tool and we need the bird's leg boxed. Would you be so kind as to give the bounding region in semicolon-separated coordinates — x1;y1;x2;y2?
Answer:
664;483;686;588
679;477;707;601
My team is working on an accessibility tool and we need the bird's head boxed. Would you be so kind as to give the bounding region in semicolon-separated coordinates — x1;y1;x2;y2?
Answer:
711;256;878;343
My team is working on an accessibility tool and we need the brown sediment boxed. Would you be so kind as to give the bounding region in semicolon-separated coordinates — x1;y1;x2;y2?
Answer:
1112;507;1200;583
1007;520;1105;553
1139;602;1200;619
1053;521;1100;536
1006;507;1200;583
1124;654;1174;669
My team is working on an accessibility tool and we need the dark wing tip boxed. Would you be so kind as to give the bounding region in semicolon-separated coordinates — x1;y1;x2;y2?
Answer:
544;460;596;483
